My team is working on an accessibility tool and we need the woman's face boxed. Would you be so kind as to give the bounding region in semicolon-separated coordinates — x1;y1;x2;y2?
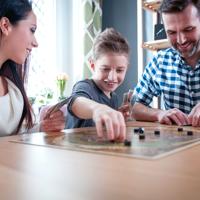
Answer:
2;11;38;64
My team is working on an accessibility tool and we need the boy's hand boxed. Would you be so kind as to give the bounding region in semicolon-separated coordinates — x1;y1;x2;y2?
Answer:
93;105;126;141
118;104;130;120
119;90;134;121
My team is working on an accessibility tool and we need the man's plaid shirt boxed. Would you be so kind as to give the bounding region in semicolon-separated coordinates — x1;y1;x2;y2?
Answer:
134;48;200;114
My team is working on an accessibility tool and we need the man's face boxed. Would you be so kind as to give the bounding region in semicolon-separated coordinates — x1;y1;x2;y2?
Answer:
162;4;200;59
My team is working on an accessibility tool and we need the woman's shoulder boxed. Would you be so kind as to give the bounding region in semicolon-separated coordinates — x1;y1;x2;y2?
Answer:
4;77;18;91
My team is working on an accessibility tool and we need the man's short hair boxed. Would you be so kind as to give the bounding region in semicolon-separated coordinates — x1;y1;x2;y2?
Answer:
159;0;200;15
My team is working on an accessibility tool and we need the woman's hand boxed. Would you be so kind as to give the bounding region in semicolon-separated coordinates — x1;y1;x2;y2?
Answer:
39;105;65;132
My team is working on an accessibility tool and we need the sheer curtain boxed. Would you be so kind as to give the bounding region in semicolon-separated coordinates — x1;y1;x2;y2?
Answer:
28;0;57;99
29;0;85;101
28;0;102;102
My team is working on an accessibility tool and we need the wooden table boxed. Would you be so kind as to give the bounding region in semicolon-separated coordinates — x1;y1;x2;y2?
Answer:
0;121;200;200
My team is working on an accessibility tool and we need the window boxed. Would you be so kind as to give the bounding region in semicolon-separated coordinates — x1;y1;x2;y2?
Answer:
28;0;57;98
28;0;84;101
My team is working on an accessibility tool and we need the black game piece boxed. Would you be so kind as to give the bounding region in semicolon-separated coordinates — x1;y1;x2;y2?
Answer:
124;139;132;146
139;134;145;140
187;131;193;136
154;130;160;135
133;128;139;133
109;140;115;143
138;127;144;134
177;127;183;132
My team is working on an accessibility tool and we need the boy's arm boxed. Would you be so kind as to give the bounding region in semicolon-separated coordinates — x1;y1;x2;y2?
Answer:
71;96;126;141
71;96;102;119
132;102;189;126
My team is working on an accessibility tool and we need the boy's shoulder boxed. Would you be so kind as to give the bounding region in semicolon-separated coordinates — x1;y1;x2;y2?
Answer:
73;79;102;94
71;79;104;101
73;79;94;89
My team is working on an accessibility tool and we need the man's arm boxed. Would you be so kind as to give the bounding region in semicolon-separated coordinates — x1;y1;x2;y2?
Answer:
132;102;190;126
71;96;126;141
131;102;160;122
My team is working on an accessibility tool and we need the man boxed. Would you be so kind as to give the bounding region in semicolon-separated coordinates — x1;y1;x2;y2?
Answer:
132;0;200;126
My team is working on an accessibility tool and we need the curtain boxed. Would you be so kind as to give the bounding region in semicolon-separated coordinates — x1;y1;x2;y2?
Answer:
82;0;102;78
28;0;57;98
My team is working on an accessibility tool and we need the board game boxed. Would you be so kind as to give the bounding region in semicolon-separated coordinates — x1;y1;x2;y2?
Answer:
11;124;200;160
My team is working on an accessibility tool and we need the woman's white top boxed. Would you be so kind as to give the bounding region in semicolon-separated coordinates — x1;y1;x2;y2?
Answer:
0;78;41;136
0;78;24;136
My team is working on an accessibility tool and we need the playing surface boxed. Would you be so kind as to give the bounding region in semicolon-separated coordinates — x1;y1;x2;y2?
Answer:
12;125;200;160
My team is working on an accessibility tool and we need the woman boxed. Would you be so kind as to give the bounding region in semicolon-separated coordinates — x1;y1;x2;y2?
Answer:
0;0;64;136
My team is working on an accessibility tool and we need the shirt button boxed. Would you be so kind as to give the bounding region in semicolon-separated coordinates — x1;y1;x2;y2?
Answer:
189;71;194;76
191;91;195;97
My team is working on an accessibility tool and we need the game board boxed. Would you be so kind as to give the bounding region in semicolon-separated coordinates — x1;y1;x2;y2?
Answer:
11;125;200;160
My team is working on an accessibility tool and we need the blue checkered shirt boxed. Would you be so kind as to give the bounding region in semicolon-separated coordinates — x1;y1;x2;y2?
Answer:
134;48;200;114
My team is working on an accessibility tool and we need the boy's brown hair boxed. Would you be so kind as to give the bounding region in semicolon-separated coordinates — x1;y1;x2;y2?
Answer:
93;28;130;61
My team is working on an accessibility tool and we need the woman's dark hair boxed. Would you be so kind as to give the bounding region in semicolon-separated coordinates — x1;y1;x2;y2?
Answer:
0;0;34;134
93;28;130;61
159;0;200;15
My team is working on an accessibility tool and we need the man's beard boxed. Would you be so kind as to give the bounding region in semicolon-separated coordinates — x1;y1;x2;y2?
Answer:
188;38;200;57
175;38;200;58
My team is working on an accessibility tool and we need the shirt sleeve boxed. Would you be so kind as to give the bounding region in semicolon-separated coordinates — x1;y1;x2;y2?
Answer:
135;55;161;106
67;80;94;116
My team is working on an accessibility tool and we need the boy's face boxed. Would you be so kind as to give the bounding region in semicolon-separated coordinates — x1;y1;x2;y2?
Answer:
92;53;129;97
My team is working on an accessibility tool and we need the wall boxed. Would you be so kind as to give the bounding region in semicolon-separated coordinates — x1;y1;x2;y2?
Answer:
102;0;138;104
143;10;154;67
56;0;84;96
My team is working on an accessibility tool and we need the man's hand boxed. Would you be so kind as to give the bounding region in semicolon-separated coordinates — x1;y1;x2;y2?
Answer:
188;103;200;126
157;108;190;126
93;105;126;141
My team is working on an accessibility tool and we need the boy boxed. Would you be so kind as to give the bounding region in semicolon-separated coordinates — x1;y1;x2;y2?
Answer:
66;28;130;141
